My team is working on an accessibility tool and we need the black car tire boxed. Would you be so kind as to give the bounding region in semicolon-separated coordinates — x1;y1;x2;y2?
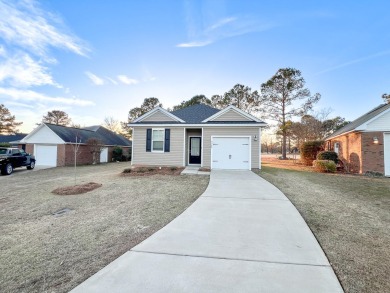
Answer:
27;161;35;170
1;163;13;175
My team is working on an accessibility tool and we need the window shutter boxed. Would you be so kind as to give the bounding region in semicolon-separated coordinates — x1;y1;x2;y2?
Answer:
164;129;170;152
146;129;152;152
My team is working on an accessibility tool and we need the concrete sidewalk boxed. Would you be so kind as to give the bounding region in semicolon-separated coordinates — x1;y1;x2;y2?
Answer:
71;170;343;293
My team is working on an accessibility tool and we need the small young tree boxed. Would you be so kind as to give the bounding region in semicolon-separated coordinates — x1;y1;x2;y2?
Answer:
72;134;82;185
382;93;390;104
42;110;71;126
260;68;321;159
86;137;104;164
0;104;23;134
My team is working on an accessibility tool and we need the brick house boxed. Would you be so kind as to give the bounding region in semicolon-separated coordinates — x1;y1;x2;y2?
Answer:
20;123;131;167
325;103;390;176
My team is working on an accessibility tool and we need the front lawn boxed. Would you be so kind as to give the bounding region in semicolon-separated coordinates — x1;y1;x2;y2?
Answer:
0;163;209;293
256;166;390;293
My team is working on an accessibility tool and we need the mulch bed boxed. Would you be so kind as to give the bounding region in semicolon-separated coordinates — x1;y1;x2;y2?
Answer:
52;182;102;195
122;166;184;176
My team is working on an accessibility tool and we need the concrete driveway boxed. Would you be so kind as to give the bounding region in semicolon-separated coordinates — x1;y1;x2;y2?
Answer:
71;170;343;293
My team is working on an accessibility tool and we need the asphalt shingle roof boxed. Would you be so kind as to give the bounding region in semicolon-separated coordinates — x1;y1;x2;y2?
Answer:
45;124;131;146
327;103;390;139
170;104;220;123
0;133;27;143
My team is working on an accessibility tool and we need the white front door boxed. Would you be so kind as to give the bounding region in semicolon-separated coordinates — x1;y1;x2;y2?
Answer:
100;148;108;163
34;144;57;166
384;133;390;176
211;137;250;170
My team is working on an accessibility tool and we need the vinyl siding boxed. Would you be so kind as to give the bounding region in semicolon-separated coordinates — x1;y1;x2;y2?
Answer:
141;111;177;122
203;127;260;168
366;110;390;131
132;126;184;166
212;109;253;121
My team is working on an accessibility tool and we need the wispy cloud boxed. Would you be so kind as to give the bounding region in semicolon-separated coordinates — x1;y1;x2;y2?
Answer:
117;75;139;85
316;50;390;75
0;51;57;87
0;87;95;106
106;77;118;85
0;0;89;58
85;71;105;85
177;4;276;48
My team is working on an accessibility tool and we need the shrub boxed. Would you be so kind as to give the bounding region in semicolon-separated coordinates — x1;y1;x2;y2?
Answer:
170;166;177;171
317;151;338;163
112;146;123;161
122;168;132;173
128;148;132;161
300;141;325;166
0;142;11;147
313;160;337;173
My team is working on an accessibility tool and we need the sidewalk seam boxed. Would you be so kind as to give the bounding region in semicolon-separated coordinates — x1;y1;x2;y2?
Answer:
130;249;331;268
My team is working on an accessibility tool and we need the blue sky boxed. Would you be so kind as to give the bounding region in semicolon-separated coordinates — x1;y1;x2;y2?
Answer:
0;0;389;132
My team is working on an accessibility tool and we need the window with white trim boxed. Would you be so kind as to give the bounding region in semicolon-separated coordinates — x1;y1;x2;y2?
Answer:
152;129;165;152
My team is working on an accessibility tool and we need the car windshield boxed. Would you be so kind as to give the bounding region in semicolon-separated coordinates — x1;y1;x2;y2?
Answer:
0;148;8;155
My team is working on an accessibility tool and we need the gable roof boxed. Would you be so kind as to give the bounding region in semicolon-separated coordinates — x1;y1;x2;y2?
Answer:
24;124;132;146
327;103;390;139
202;105;262;122
133;106;185;123
171;104;220;123
0;133;27;143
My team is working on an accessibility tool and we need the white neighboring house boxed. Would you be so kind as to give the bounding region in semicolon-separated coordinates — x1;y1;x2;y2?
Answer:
21;123;132;167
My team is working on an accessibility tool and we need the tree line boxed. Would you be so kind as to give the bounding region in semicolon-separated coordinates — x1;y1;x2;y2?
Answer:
2;67;389;160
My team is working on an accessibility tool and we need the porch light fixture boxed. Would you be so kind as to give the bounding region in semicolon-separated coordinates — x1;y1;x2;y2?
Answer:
373;137;379;144
254;135;258;141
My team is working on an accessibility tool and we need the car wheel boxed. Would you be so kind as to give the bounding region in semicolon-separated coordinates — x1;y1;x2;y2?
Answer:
1;163;13;175
27;161;35;170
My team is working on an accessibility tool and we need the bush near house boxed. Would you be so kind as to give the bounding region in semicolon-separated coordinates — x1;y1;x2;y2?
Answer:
313;160;337;173
300;140;325;166
317;151;338;163
0;142;11;147
112;146;123;161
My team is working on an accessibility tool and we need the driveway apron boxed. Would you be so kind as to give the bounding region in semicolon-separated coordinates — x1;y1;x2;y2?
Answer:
71;170;343;293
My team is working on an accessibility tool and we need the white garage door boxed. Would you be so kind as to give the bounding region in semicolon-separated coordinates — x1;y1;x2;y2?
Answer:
385;133;390;176
211;137;250;170
100;147;108;163
35;144;57;167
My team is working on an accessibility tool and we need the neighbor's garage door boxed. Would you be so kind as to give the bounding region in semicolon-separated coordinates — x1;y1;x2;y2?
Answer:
35;144;57;166
211;137;250;170
385;133;390;176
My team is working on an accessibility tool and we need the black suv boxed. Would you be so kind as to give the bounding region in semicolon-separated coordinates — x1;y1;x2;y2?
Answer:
0;148;36;175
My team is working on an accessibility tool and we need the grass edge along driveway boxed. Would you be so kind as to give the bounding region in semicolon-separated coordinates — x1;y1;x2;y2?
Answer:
0;163;210;293
256;166;390;293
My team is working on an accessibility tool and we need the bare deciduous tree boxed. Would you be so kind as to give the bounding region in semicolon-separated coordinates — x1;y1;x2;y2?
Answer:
86;137;104;164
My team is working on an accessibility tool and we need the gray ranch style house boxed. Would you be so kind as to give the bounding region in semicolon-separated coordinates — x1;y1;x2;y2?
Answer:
21;123;131;167
128;104;267;170
325;103;390;176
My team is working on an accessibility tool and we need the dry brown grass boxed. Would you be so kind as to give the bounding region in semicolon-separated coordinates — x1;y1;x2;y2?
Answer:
0;163;209;293
52;182;102;195
122;166;184;176
262;155;314;172
256;166;390;293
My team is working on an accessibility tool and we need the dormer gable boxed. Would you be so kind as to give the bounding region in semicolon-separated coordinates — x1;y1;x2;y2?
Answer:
202;105;261;122
133;107;184;123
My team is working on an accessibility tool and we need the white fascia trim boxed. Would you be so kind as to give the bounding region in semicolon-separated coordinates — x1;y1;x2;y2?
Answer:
20;123;65;144
355;106;390;131
132;106;185;123
128;123;267;127
202;105;262;122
